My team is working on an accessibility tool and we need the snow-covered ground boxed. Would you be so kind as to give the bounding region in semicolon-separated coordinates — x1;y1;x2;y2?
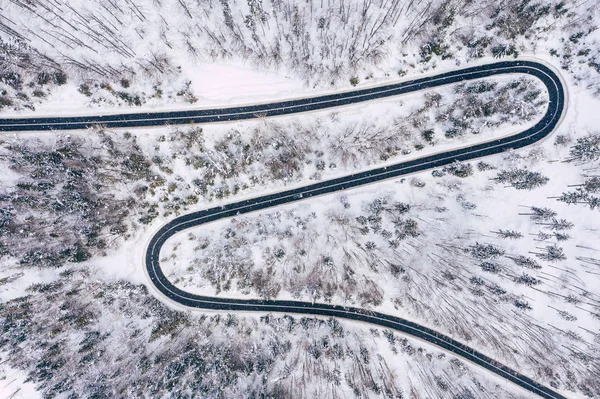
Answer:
0;62;306;117
158;141;600;396
1;60;597;397
0;357;41;399
2;0;600;397
154;60;600;396
1;0;598;116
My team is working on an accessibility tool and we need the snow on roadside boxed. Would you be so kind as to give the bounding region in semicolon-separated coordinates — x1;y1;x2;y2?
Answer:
151;61;600;397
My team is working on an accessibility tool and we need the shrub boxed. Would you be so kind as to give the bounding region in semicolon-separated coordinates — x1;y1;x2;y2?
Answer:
0;95;13;108
1;72;23;90
421;129;435;144
514;299;532;311
443;162;473;178
78;84;92;96
53;71;67;85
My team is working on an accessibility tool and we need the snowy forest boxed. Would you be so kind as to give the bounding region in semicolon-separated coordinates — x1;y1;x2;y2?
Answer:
0;0;598;112
1;0;600;398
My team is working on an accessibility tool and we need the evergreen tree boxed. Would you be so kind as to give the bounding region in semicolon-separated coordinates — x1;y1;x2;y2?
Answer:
569;134;600;163
470;243;505;260
559;189;589;205
494;169;549;190
535;244;566;262
493;229;523;239
526;206;557;222
508;255;541;269
515;274;541;286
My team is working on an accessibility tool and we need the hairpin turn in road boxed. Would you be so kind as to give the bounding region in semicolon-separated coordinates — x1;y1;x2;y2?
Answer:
2;60;567;398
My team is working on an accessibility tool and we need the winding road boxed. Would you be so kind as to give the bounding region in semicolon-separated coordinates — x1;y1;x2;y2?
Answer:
2;60;567;398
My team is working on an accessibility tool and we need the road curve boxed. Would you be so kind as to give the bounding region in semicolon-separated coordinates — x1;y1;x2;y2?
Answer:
144;61;567;398
2;61;567;398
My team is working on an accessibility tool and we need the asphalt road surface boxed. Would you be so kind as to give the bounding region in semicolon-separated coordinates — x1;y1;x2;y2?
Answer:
2;60;567;398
